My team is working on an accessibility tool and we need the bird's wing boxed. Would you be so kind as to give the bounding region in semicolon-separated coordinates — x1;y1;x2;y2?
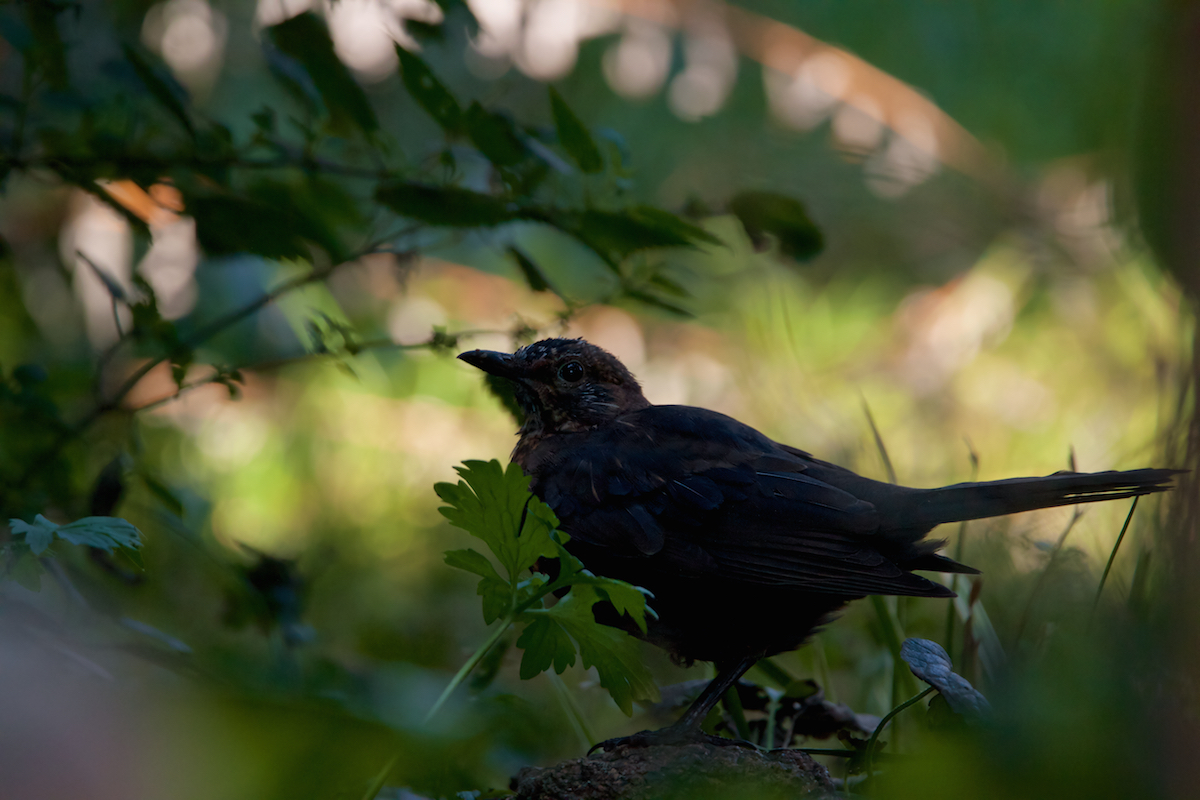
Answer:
531;405;954;598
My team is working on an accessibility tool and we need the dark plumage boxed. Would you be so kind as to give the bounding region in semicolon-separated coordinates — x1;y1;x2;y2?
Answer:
459;337;1178;744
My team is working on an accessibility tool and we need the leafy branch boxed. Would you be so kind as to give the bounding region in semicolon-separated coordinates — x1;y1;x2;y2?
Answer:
427;460;660;720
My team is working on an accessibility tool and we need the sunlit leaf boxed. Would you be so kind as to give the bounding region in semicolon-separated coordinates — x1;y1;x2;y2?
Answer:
549;87;603;174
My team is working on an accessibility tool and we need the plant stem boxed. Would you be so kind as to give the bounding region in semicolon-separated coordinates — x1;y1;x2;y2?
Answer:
863;686;934;776
424;616;514;724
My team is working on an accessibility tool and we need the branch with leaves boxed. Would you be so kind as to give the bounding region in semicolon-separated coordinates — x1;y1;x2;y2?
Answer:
428;460;660;719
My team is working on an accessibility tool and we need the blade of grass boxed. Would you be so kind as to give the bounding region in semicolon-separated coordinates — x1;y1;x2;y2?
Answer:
360;754;399;800
1091;497;1140;618
862;398;897;484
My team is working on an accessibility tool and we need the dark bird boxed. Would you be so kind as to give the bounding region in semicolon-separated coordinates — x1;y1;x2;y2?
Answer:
458;338;1177;746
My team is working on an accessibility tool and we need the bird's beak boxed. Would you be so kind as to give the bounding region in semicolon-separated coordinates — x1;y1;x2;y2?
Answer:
457;349;522;380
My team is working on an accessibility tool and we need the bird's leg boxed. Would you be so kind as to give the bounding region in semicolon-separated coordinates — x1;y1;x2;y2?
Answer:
589;654;761;753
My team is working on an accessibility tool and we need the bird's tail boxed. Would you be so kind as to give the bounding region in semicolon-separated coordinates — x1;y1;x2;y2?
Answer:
892;468;1181;532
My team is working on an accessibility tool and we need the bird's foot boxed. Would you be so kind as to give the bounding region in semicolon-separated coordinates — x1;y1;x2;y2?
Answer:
588;725;757;755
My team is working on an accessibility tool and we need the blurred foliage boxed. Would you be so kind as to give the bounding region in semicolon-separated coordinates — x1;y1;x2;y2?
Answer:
0;0;1195;798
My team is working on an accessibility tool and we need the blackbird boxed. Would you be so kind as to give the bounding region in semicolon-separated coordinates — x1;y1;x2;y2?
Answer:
458;338;1177;745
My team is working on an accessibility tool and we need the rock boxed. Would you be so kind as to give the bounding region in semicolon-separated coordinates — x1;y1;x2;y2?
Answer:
509;741;835;800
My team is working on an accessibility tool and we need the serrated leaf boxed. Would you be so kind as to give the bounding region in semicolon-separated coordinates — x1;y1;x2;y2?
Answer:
395;46;461;134
593;580;652;633
376;181;516;227
541;584;659;715
56;516;143;553
549;87;603;174
267;12;378;135
478;575;510;624
121;44;195;138
465;102;528;167
517;616;576;678
435;460;559;580
10;514;58;555
728;191;823;261
445;547;512;624
507;246;553;293
445;547;502;580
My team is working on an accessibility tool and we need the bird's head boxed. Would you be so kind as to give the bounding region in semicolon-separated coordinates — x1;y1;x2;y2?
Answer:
458;338;650;436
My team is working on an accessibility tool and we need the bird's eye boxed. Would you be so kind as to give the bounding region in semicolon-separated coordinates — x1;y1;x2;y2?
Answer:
558;361;585;382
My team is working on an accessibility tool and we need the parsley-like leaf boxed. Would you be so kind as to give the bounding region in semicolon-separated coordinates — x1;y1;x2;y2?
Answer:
433;460;659;717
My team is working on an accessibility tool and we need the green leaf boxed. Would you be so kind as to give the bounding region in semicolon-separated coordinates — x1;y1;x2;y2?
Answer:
121;45;195;138
56;516;143;553
592;580;652;633
188;194;310;260
728;191;824;261
9;514;142;556
507;246;553;293
445;548;512;624
622;288;692;318
376;181;516;227
541;584;659;715
435;460;559;580
445;547;502;580
465;102;528;167
395;46;462;134
517;616;577;679
549;87;603;174
552;206;719;268
10;514;57;555
267;12;378;135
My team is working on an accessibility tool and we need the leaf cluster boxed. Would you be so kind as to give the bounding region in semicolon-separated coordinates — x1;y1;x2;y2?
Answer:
435;460;660;716
6;514;144;591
